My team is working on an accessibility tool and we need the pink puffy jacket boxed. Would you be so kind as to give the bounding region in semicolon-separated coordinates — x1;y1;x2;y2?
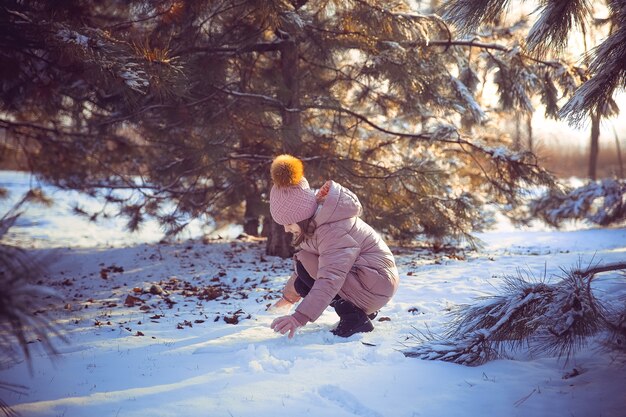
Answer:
282;180;399;323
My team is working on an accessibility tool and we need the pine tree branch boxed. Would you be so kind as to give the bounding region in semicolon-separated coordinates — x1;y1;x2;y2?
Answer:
426;39;562;67
406;261;626;365
96;89;225;126
103;4;179;30
305;103;434;141
178;40;287;56
190;0;253;40
525;0;592;57
0;118;91;138
211;85;289;109
578;262;626;277
441;0;511;33
210;85;550;175
214;81;548;212
579;261;626;333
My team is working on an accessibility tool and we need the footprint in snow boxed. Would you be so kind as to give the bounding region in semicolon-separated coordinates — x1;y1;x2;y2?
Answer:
318;385;384;417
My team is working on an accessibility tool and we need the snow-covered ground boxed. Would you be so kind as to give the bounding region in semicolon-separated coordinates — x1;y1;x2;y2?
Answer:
1;171;625;417
0;171;240;248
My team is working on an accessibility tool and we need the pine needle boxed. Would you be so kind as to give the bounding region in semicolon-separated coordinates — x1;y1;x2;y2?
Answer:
404;261;626;365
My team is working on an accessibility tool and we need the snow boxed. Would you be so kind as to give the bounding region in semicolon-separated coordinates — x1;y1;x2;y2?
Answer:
282;11;305;30
1;171;626;417
451;76;487;123
0;172;240;248
119;65;150;94
56;29;90;48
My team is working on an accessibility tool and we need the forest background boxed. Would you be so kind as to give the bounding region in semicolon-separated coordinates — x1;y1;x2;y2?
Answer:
1;0;624;259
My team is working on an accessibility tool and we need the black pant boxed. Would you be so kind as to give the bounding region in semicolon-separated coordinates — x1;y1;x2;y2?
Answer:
294;260;316;297
294;261;374;331
293;261;340;302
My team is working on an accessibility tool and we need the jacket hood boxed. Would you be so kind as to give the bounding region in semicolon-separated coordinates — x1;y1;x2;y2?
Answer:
314;181;362;226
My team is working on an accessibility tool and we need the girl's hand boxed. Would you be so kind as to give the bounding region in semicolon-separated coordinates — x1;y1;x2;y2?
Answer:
267;297;293;312
270;315;302;339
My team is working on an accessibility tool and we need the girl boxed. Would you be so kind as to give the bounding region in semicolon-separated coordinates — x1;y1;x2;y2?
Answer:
268;155;399;338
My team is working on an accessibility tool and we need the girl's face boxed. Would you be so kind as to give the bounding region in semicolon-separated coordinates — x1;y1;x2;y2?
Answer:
284;223;302;235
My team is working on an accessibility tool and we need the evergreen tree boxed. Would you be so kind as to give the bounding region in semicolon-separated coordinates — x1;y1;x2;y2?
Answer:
1;1;570;256
441;0;624;179
441;0;625;125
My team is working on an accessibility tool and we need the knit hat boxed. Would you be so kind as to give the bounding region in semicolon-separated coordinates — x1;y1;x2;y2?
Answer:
269;155;318;225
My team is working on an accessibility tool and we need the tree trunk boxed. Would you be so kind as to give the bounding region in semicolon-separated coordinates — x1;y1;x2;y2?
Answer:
513;114;522;151
266;38;301;257
265;219;294;258
589;111;600;180
527;114;533;152
261;216;271;237
279;39;301;153
243;217;259;236
613;125;624;178
243;193;262;236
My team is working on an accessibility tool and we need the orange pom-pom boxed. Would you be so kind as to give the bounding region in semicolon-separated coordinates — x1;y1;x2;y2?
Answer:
271;155;304;187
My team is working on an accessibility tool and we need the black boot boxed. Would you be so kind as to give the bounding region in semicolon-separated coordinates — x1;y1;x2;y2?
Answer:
331;299;374;337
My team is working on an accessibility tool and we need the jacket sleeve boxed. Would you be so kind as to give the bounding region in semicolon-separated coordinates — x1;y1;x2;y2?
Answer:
295;225;360;322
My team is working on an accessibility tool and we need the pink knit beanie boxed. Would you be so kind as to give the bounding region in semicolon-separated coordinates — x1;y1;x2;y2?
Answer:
269;155;318;225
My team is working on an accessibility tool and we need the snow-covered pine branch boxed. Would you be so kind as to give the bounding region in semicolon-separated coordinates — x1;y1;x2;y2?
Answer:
450;76;487;123
530;179;626;227
442;0;626;125
55;25;181;96
525;0;591;57
404;261;626;366
441;0;506;34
